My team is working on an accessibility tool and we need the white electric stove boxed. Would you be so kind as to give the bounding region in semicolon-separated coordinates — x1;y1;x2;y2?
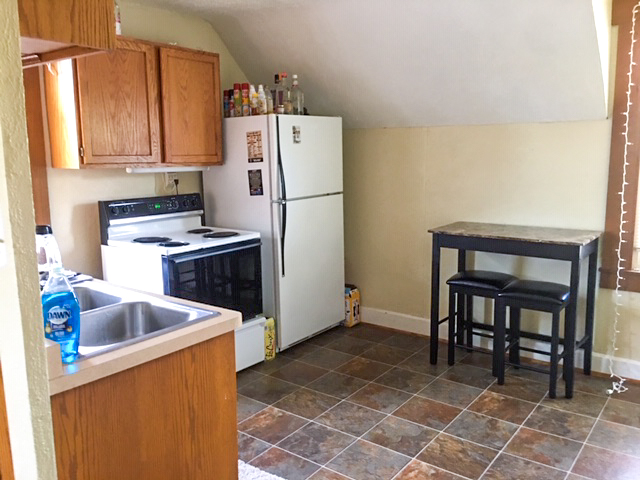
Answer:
98;193;267;370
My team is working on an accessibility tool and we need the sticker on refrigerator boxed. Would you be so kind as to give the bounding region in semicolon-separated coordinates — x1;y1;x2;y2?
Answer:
248;169;264;196
292;126;301;144
246;131;263;163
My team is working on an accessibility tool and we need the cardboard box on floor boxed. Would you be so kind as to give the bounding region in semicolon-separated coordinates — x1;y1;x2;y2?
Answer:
344;284;361;328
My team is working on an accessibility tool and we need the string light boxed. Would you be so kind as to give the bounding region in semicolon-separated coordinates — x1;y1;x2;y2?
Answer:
605;3;640;396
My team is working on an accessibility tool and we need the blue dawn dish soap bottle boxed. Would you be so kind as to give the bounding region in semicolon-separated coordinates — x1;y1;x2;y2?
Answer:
42;264;81;363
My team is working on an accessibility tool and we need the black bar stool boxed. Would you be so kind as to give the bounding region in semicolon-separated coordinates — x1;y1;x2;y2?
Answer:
494;280;571;398
446;270;518;367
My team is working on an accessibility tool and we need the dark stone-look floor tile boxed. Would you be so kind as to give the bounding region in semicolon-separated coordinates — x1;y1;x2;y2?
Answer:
309;469;351;479
347;324;396;342
375;367;436;394
396;459;465;479
457;351;494;370
417;378;483;408
587;419;640;457
523;405;596;442
488;376;548;403
278;422;355;464
363;416;438;457
444;411;517;450
327;439;410;480
299;348;355;370
417;433;498;480
238;432;270;462
325;335;374;355
238;406;308;444
269;360;329;386
237;369;264;388
238;394;268;423
307;372;369;399
468;391;536;424
238;375;300;405
308;330;345;347
383;333;428;352
600;398;640;428
482;453;566;480
360;344;413;365
348;383;412;414
440;364;496;389
280;342;321;360
272;388;341;420
250;355;295;374
572;444;640;480
504;427;582;470
315;401;386;437
566;475;591;480
572;374;619;397
393;396;462;430
250;447;320;480
398;352;452;376
614;382;640;404
335;357;392;381
541;390;607;418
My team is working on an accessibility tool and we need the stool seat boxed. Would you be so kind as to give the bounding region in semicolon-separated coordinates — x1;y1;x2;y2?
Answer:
447;270;518;291
499;280;569;306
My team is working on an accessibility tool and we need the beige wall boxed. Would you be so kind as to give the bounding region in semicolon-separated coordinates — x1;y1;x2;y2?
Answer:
47;1;248;278
343;120;640;365
0;0;57;478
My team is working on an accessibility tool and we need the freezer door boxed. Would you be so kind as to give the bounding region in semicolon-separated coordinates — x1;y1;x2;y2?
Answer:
274;115;343;200
273;193;345;349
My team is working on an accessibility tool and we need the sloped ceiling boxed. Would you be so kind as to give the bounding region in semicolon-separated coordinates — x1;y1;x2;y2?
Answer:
135;0;608;128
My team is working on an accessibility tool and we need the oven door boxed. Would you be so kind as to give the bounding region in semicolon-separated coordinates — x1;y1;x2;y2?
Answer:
162;239;262;321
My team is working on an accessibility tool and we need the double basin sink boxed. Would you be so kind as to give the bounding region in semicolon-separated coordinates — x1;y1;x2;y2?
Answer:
74;282;219;359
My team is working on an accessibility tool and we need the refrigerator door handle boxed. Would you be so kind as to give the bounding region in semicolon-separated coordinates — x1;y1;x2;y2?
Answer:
276;116;287;277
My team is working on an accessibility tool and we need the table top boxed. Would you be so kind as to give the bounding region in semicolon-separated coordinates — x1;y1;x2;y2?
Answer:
428;222;601;246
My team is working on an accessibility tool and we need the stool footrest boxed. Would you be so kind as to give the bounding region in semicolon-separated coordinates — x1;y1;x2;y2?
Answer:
505;361;550;376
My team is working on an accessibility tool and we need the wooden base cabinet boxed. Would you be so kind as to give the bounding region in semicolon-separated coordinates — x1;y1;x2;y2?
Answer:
45;37;222;169
50;332;238;480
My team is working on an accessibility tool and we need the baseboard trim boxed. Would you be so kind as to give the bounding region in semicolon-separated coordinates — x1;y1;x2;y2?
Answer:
361;306;640;381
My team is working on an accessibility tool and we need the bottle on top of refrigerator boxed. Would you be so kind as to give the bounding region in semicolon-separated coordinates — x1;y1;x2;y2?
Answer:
258;85;267;115
291;74;304;115
233;83;242;117
242;83;250;116
280;72;293;114
271;74;279;108
229;93;235;117
223;89;230;118
250;84;259;115
42;264;81;364
264;85;274;114
275;73;286;113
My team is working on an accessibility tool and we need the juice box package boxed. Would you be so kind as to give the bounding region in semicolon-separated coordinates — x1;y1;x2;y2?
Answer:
344;284;361;328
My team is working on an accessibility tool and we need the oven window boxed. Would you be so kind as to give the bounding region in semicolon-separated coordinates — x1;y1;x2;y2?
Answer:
164;243;262;321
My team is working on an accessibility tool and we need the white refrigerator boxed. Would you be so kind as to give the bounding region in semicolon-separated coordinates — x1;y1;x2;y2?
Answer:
202;114;345;350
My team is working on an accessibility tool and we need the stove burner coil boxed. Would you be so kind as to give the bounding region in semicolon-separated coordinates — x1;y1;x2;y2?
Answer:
203;232;239;238
133;236;171;243
187;228;213;234
158;241;190;247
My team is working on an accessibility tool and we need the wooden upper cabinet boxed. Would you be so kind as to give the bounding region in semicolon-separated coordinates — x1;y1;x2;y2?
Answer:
160;48;222;165
45;38;222;168
19;0;115;67
76;39;162;165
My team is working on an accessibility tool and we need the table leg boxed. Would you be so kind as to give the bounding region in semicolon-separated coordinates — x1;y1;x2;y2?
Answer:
584;244;598;375
457;250;466;345
430;235;441;364
564;257;581;398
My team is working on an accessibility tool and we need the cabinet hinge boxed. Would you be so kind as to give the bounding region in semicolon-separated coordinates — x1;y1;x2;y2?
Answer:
79;146;85;157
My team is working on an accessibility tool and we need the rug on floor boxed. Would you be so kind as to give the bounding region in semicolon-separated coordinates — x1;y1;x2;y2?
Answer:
238;460;286;480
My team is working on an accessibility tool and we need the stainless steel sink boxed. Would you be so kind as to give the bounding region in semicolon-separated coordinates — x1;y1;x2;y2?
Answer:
74;286;122;312
74;282;220;358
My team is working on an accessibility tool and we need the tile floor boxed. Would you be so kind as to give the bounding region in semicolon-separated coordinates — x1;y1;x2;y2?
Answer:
236;324;640;480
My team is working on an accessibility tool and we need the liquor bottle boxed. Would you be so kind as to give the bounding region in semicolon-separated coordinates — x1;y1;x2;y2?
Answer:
291;74;304;115
274;73;286;114
258;85;267;115
280;72;293;114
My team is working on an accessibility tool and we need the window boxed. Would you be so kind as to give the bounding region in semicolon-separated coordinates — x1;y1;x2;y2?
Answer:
602;0;640;291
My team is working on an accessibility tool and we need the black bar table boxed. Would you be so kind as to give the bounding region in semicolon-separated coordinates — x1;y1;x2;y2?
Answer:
428;222;601;397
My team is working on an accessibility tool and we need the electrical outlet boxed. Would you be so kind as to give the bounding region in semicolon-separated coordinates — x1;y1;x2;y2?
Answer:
164;172;178;190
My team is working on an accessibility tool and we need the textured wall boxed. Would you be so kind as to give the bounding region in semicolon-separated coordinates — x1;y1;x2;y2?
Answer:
342;120;640;365
0;1;56;478
47;1;248;278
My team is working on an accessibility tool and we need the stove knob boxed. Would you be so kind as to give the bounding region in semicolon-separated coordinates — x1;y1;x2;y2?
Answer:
172;200;179;209
122;205;130;214
191;198;198;207
110;207;119;215
182;199;189;207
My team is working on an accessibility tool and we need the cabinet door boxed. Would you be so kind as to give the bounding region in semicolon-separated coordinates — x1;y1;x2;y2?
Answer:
160;47;222;165
76;38;162;165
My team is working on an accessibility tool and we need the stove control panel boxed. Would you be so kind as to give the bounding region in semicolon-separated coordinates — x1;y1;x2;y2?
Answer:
98;194;204;244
